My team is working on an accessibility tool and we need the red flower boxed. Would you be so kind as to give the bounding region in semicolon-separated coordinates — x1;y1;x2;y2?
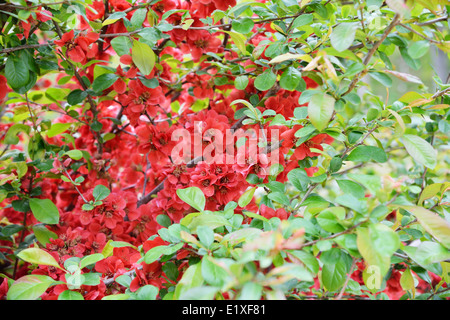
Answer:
55;30;100;64
79;192;127;230
86;1;105;21
292;134;334;161
264;95;297;118
135;122;177;164
0;278;8;300
129;262;163;292
0;75;9;100
95;256;127;279
185;30;222;62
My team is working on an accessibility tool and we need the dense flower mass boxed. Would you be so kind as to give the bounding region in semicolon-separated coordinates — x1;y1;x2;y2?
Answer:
0;0;449;302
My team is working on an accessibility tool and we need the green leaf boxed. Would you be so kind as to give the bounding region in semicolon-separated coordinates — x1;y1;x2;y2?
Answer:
321;248;352;291
254;69;277;91
32;225;58;246
132;40;156;76
280;67;302;91
234;75;249;90
17;248;62;269
400;268;415;295
102;11;127;26
329;156;343;173
232;17;254;34
336;179;365;199
91;73;119;93
58;290;84;300
136;285;159;300
67;89;88;106
110;241;137;249
4;124;31;145
357;223;400;277
187;214;231;233
267;192;290;205
330;22;358;52
369;71;392;87
47;123;73;138
347;173;381;196
201;256;231;288
223;31;247;54
407;40;430;59
401;134;437;169
269;263;313;282
111;36;133;56
144;243;183;264
238;187;256;208
405;241;450;265
399;206;450;249
287;168;310;192
140;77;159;88
308;92;335;132
197;225;214;248
64;149;83;160
336;194;367;213
29;198;60;225
418;183;442;205
176;187;205;212
291;14;313;29
287;250;319;275
221;228;262;246
347;146;388;163
130;8;147;28
178;286;219;300
92;184;110;201
80;253;105;269
7;275;55;300
5;54;29;89
238;282;262;300
174;263;204;299
101;294;130;300
316;207;346;233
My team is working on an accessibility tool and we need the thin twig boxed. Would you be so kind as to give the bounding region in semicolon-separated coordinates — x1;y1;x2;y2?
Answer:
336;258;358;300
342;14;400;97
399;23;442;44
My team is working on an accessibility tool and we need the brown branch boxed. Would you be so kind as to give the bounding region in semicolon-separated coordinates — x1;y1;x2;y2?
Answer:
431;87;450;99
0;42;54;54
342;14;400;97
416;15;448;26
399;23;442;44
336;258;358;300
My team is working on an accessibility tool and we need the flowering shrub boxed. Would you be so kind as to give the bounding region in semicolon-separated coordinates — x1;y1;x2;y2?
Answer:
0;0;449;301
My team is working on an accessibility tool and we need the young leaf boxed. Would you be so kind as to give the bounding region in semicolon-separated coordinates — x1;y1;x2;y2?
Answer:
132;40;156;76
176;187;206;212
308;92;335;131
401;134;437;169
7;275;55;300
238;187;256;208
17;248;62;269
